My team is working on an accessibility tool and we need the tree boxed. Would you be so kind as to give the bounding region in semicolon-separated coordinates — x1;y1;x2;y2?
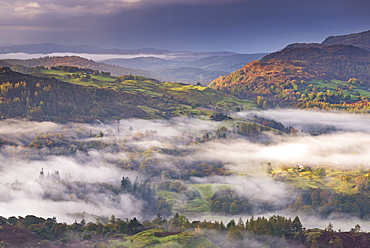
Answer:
350;224;361;233
128;217;142;233
266;162;273;175
229;202;239;215
120;176;132;191
291;216;302;233
226;219;235;229
326;222;333;232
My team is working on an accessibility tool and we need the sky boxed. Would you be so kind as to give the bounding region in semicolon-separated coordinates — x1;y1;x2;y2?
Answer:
0;0;369;53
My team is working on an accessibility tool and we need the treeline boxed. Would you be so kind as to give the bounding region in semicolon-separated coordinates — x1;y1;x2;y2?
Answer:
0;213;304;246
2;213;369;247
0;214;145;242
249;115;297;134
209;188;291;215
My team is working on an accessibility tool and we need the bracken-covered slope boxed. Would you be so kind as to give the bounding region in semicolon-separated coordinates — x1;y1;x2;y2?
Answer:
322;30;370;51
261;44;370;82
208;44;370;112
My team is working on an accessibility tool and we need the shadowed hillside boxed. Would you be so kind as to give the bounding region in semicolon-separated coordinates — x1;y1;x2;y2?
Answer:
0;67;254;122
322;30;370;51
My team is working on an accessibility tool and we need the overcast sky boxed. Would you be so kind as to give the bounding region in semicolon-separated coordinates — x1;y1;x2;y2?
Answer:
0;0;369;53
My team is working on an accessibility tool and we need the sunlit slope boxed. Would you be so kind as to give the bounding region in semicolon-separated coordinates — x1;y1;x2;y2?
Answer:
0;67;255;122
209;44;370;112
115;229;217;248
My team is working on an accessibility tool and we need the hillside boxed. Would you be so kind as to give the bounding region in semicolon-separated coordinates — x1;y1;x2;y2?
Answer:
322;30;370;51
101;53;267;84
261;44;370;82
155;67;229;84
102;53;266;72
3;56;230;84
3;56;156;79
0;66;254;122
209;44;370;112
1;214;369;248
182;53;267;72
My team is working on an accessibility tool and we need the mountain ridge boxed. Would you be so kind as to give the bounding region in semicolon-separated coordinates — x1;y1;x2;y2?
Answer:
322;30;370;51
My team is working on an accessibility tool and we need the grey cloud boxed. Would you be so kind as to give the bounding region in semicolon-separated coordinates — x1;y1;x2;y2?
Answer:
0;0;245;21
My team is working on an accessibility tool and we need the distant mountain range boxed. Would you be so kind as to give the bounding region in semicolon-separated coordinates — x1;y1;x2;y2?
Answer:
0;44;266;84
1;56;232;84
101;53;266;72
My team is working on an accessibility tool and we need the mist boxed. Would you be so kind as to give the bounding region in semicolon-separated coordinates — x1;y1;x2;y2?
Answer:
0;110;370;228
191;175;296;209
237;109;370;133
0;52;180;61
0;51;224;62
196;132;370;169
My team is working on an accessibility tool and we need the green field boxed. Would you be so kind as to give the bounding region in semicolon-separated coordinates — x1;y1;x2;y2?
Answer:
111;229;217;248
311;79;370;99
157;183;233;216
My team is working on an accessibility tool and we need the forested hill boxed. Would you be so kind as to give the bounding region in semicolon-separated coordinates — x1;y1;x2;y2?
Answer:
208;44;370;112
322;30;370;51
0;67;253;122
261;44;370;82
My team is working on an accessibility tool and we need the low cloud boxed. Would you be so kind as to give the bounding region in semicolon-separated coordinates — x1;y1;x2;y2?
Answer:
191;175;295;208
1;112;370;225
0;155;144;223
196;132;370;169
238;109;370;133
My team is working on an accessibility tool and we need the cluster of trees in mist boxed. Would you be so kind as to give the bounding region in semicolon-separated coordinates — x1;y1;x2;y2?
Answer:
289;187;370;219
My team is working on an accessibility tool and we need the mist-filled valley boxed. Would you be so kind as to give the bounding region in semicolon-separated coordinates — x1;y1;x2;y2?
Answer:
1;110;370;235
1;25;370;246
